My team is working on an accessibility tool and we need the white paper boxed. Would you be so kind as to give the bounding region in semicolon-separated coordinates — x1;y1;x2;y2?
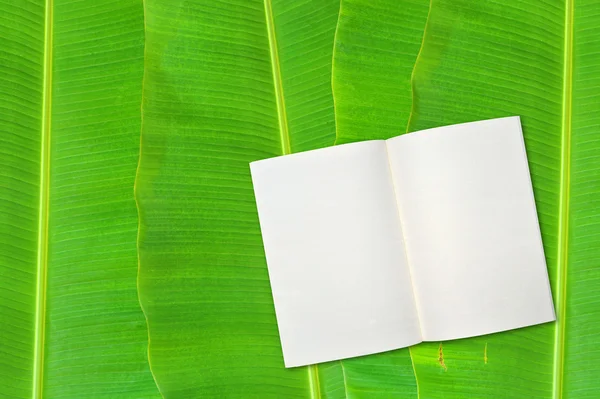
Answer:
251;116;555;367
386;116;555;340
251;141;422;367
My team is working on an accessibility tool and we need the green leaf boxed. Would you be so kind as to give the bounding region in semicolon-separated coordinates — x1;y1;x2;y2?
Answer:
0;1;159;398
329;0;429;397
137;0;338;397
333;0;429;144
405;0;600;397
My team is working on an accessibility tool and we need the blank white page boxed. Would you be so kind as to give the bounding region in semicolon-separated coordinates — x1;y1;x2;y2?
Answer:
386;116;555;341
251;141;421;367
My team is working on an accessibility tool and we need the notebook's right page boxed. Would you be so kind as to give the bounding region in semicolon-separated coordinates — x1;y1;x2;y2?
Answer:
386;116;555;341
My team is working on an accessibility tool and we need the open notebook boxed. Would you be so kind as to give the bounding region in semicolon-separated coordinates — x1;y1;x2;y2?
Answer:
250;116;555;368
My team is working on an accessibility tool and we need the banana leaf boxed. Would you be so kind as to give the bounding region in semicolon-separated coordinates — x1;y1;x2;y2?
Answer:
327;0;429;397
0;1;159;397
334;0;428;144
402;0;600;397
136;0;339;397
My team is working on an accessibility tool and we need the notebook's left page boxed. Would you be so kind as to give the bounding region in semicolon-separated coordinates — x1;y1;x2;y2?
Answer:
251;141;421;367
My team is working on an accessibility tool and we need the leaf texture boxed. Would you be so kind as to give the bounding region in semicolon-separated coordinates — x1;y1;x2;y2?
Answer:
0;1;159;397
136;0;338;397
333;0;429;144
562;1;600;396
406;0;600;397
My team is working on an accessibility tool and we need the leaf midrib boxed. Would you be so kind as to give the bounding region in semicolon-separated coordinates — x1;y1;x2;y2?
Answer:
553;0;573;397
33;0;53;398
263;0;324;398
263;1;329;397
264;0;291;156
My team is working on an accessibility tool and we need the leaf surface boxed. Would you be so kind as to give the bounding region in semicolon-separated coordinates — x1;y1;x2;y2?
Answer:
137;0;338;397
0;1;159;397
333;0;429;144
406;0;600;397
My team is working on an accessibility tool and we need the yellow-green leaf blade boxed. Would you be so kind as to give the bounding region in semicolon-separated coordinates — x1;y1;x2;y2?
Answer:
137;0;338;397
0;1;45;395
0;1;160;397
333;0;428;144
563;0;600;396
407;0;600;397
408;0;561;395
